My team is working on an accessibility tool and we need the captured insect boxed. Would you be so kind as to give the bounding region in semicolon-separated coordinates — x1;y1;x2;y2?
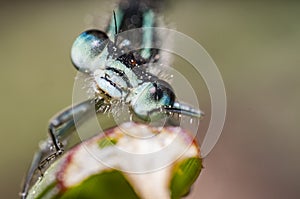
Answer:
20;0;204;198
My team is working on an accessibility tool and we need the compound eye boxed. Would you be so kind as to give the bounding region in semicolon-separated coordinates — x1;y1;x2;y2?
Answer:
129;81;175;120
150;81;175;105
152;82;163;101
71;29;109;73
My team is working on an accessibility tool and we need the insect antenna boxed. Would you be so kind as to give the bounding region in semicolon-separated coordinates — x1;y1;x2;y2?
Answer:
113;10;118;44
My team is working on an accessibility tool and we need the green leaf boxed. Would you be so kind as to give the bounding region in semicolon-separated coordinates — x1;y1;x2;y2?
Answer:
170;158;203;199
57;170;140;199
98;137;117;149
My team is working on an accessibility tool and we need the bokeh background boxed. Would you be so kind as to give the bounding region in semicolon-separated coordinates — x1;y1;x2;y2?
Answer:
0;0;299;198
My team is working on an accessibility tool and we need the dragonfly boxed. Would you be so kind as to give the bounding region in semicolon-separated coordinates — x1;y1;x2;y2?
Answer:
21;0;203;198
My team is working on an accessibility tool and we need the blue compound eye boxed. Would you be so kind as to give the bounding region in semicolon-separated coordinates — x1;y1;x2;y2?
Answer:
150;81;175;105
71;29;109;73
130;80;176;120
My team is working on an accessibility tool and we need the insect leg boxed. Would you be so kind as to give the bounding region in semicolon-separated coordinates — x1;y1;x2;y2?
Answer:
21;99;107;199
20;149;43;199
44;98;107;164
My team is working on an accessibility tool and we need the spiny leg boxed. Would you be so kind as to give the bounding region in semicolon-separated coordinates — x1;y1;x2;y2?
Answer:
21;98;107;198
43;99;108;169
20;149;43;199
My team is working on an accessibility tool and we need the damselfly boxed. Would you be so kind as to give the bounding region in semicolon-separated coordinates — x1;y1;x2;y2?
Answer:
21;0;203;198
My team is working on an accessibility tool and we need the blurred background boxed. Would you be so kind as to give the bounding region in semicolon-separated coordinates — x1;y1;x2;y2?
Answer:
0;0;299;198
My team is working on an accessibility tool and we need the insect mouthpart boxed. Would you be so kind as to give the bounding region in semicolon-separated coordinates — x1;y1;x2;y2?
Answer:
164;102;205;119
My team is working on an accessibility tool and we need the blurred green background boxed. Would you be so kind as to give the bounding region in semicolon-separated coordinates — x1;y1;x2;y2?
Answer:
0;0;299;198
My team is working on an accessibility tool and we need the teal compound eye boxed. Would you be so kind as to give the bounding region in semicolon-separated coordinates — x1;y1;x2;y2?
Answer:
71;29;109;73
130;80;175;120
130;80;204;120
